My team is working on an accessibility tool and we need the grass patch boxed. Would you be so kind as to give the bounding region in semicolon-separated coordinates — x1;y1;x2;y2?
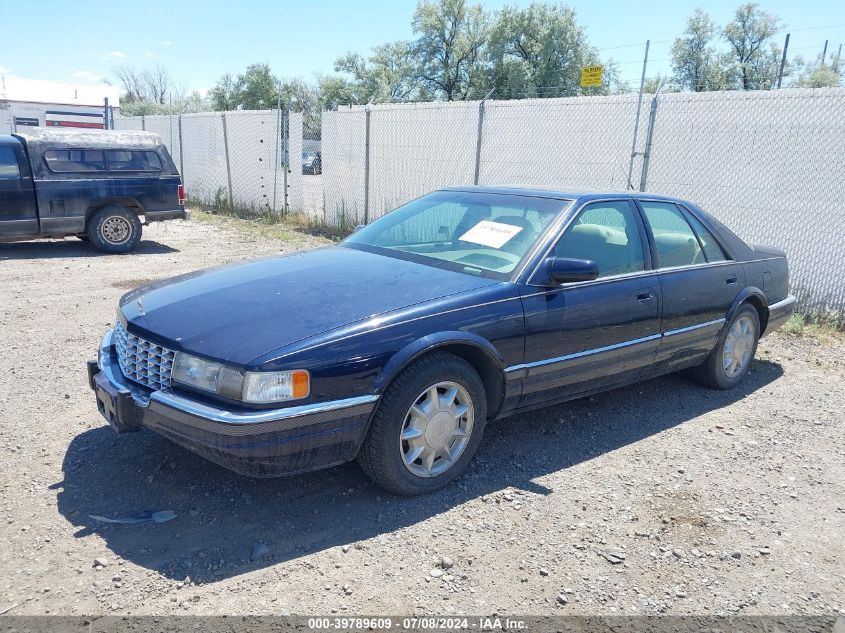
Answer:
190;209;343;246
781;312;843;343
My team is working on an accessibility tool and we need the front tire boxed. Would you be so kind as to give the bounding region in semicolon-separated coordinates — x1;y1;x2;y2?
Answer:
86;206;142;253
358;351;487;496
691;305;760;389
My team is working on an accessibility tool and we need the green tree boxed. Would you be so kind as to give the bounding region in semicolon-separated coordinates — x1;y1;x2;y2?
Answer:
318;75;364;110
412;0;489;100
793;54;844;88
330;41;420;104
484;3;600;98
209;73;241;111
723;3;781;89
209;64;279;111
671;8;736;91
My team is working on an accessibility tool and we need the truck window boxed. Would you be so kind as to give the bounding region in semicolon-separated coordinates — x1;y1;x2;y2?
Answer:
43;149;107;173
0;146;20;180
106;150;162;172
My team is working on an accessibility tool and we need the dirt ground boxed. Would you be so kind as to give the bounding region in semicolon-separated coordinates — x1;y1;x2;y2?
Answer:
0;216;842;617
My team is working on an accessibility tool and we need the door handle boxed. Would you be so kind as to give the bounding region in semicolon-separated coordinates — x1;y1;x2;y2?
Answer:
636;291;654;302
726;275;738;285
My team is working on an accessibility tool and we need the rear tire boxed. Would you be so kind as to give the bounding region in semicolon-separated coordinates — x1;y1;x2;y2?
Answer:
86;206;142;253
358;351;487;496
690;305;760;389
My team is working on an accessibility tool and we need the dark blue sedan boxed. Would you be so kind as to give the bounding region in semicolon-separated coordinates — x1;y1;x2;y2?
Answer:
88;187;795;495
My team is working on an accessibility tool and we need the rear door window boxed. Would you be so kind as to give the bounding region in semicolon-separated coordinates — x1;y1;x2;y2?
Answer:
107;150;162;172
44;149;107;172
0;146;21;180
682;209;729;262
640;201;706;268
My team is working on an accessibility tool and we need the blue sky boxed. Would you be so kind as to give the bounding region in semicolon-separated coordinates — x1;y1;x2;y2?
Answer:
1;0;842;95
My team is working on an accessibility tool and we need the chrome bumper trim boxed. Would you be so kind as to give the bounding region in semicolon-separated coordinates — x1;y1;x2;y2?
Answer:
98;328;379;425
149;391;379;426
769;295;796;311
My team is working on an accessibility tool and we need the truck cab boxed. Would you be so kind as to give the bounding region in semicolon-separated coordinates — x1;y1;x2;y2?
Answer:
0;135;38;237
0;128;186;253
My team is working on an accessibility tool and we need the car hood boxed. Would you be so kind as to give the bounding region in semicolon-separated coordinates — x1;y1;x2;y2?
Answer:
119;246;497;367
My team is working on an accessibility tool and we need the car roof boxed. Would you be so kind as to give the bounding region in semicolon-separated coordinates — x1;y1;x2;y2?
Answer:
13;127;164;151
0;135;23;147
438;184;685;204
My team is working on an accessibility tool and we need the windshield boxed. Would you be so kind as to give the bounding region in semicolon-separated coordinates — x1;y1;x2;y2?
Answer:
342;190;570;280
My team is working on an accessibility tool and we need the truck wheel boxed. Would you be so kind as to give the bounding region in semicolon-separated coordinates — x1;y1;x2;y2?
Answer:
86;206;142;253
358;351;487;496
690;305;760;389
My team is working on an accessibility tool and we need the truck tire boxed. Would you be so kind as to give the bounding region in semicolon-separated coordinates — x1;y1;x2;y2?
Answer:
86;206;142;253
358;351;487;496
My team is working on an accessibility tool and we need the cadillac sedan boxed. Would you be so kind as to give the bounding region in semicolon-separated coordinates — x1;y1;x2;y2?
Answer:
88;187;795;495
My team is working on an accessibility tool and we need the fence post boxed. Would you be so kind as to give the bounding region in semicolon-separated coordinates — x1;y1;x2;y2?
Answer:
273;91;282;213
141;115;146;131
626;40;650;190
221;112;234;212
283;109;289;214
177;114;185;181
363;105;371;224
638;86;663;192
777;33;791;89
474;88;495;185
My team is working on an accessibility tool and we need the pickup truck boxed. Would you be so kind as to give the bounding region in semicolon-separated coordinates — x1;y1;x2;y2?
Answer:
0;127;186;253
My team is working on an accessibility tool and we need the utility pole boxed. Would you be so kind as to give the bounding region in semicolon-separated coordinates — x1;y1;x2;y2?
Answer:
626;40;650;190
777;33;790;89
822;39;829;64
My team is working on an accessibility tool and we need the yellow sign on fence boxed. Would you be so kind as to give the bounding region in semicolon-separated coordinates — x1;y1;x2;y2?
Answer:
580;65;604;88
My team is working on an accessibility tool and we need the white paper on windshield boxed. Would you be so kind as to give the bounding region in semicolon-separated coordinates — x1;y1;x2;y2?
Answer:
459;220;523;249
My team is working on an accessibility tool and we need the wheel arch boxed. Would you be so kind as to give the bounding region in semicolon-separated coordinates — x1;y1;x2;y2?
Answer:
727;287;769;334
373;332;507;421
85;198;146;224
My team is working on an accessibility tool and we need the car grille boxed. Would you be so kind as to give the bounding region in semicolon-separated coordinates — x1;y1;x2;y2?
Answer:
113;322;175;392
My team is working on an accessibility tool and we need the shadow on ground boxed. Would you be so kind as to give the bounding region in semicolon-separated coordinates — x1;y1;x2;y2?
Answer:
0;239;178;260
55;361;782;583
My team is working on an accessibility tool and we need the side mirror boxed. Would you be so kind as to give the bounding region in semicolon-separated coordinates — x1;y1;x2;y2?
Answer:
353;224;364;233
547;257;599;284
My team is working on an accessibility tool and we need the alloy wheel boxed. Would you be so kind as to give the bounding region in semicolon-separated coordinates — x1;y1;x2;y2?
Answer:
722;316;755;378
399;381;474;478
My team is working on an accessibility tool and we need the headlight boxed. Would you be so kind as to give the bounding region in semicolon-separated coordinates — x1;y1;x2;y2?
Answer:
172;352;309;403
242;370;310;403
172;353;225;393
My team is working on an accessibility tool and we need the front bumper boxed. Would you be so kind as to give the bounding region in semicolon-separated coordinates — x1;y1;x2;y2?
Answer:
764;294;797;336
87;329;377;477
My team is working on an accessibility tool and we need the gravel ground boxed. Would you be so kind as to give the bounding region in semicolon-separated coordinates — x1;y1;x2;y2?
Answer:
0;216;842;617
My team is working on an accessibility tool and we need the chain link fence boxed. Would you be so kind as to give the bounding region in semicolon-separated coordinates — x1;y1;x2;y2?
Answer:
312;88;845;314
114;88;845;313
114;110;301;217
